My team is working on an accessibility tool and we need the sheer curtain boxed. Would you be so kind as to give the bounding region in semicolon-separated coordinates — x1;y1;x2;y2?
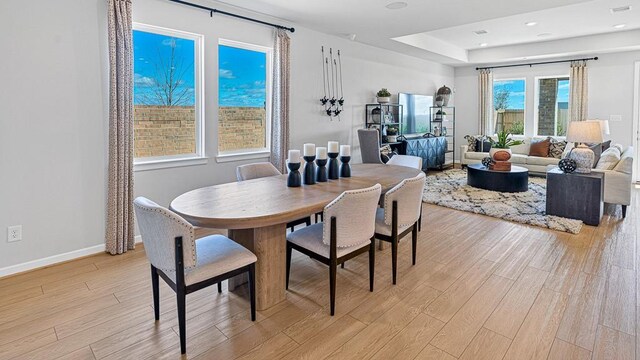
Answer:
270;29;291;173
478;68;494;135
106;0;135;255
570;60;588;122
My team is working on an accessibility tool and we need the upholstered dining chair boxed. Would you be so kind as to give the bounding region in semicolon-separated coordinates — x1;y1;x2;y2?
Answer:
236;162;312;231
387;154;423;170
374;172;426;284
286;184;382;315
358;128;384;164
134;197;257;355
386;154;425;231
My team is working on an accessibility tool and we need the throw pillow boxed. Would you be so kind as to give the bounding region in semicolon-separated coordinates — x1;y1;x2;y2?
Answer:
547;137;567;159
601;140;611;152
464;135;477;152
613;155;633;174
474;139;492;153
529;139;551;157
588;143;602;167
595;147;621;170
612;143;624;154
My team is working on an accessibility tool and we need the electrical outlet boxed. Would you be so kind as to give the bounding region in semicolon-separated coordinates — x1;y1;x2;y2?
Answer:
7;225;22;242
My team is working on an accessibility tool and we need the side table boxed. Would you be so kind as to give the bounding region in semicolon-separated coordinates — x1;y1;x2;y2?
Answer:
546;168;604;226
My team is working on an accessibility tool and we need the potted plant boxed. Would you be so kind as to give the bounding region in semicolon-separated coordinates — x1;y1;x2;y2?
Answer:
435;110;447;121
386;126;398;142
488;130;524;159
376;88;391;103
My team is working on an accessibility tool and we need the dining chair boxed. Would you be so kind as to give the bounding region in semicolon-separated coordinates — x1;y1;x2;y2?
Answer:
358;128;384;164
387;154;423;170
236;162;312;231
374;172;426;284
134;197;257;355
386;154;425;231
286;184;382;315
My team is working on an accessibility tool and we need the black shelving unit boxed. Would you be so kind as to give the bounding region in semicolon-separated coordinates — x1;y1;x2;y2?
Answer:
365;103;404;151
429;106;455;168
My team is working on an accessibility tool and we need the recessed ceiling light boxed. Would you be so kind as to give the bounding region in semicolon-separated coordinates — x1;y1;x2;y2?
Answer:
613;23;626;29
537;33;552;37
610;5;631;13
385;2;407;10
525;21;537;26
474;30;488;35
479;43;488;47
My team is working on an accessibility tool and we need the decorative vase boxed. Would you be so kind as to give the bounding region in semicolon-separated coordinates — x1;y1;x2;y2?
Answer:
377;96;390;104
371;107;381;123
489;147;511;160
436;85;452;106
328;152;339;179
303;156;316;184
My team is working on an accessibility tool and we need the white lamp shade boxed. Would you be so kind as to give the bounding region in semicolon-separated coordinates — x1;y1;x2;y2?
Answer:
596;119;610;135
566;121;603;144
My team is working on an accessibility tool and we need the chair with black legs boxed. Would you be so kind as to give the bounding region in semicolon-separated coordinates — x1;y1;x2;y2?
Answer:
134;197;257;355
236;162;312;230
374;172;426;284
286;184;381;315
387;154;425;232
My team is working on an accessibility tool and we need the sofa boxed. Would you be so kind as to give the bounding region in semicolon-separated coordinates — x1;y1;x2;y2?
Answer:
460;136;570;174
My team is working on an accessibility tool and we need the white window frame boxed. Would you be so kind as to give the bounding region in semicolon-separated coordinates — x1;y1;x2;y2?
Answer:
533;75;570;138
132;23;206;172
492;78;526;136
216;39;273;161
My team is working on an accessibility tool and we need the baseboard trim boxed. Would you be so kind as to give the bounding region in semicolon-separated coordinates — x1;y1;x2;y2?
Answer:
0;235;143;278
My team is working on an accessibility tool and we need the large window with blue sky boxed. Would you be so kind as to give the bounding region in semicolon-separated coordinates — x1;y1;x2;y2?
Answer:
535;77;570;137
132;24;203;162
218;40;271;154
493;79;525;135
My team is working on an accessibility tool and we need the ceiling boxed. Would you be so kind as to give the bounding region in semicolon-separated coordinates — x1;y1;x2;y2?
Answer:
212;0;640;66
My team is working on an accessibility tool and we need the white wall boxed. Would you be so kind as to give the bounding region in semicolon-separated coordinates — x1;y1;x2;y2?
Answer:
132;0;455;210
454;51;640;154
0;0;109;271
0;0;454;271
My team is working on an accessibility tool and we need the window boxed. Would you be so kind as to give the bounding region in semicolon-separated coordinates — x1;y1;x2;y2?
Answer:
493;79;525;135
132;24;203;165
218;40;271;155
535;76;570;136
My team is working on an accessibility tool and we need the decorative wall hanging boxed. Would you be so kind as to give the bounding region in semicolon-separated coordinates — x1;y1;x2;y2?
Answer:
320;46;344;118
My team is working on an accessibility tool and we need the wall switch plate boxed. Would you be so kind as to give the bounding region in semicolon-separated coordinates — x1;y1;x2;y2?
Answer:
7;225;22;242
609;115;622;122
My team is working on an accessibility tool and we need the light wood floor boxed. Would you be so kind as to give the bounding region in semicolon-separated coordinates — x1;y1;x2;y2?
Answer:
1;191;638;360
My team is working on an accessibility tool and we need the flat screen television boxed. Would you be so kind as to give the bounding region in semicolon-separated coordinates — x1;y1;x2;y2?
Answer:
399;92;433;137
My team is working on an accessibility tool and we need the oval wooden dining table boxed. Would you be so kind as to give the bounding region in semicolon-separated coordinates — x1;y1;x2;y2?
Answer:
170;163;422;310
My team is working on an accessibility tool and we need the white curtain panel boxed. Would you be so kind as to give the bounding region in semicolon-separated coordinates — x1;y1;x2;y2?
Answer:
106;0;135;255
270;29;291;173
478;68;494;135
570;60;588;122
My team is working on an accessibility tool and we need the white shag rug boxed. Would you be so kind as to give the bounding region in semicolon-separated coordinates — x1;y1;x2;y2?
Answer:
422;169;583;234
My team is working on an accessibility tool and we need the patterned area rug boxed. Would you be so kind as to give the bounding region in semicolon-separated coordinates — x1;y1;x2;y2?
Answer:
422;169;583;234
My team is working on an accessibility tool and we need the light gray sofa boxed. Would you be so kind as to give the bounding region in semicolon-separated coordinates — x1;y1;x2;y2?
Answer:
460;136;570;174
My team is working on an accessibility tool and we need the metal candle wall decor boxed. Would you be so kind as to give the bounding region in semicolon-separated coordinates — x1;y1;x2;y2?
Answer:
320;46;344;118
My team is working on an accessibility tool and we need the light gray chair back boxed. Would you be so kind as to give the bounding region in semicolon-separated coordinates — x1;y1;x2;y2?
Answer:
236;162;281;181
358;129;383;164
387;155;423;170
133;197;197;273
383;173;426;228
322;183;382;247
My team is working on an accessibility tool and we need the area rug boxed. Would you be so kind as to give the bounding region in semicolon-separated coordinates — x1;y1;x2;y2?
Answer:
422;169;583;234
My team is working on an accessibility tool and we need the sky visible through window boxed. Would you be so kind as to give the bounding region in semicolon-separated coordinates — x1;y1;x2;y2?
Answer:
133;30;195;106
219;45;266;108
493;79;569;110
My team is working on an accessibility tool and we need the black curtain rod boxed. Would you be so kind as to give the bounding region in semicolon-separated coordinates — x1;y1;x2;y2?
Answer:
167;0;295;32
475;56;598;70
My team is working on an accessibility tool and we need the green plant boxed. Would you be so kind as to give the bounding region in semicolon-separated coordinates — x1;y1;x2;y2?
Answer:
509;120;524;135
376;88;391;97
489;130;524;149
386;126;398;135
556;121;566;136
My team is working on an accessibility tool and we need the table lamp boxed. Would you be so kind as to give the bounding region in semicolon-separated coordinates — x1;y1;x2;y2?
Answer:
566;121;603;174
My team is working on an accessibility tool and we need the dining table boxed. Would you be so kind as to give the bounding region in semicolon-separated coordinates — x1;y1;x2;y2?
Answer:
170;163;422;310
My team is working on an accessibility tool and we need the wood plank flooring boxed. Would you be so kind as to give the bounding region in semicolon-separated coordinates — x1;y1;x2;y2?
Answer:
1;187;639;359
